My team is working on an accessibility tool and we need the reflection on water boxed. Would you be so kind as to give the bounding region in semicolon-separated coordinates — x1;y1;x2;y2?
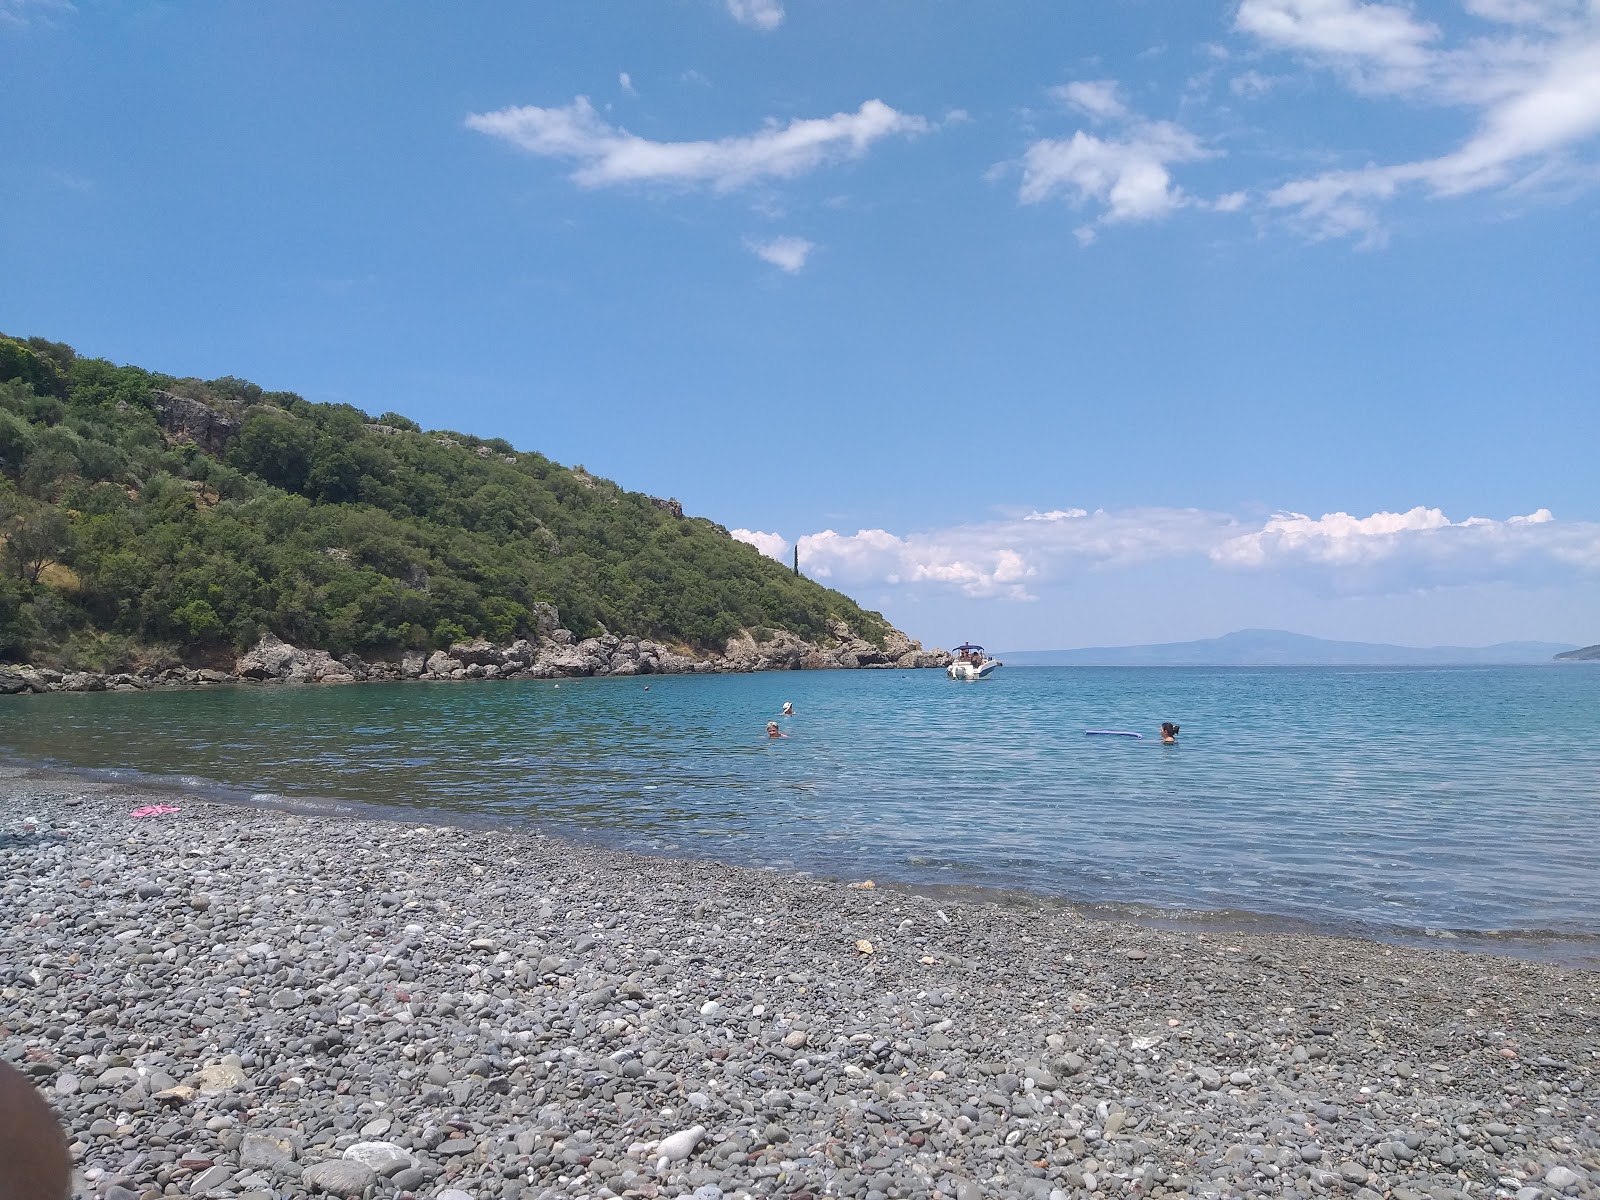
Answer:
4;665;1599;947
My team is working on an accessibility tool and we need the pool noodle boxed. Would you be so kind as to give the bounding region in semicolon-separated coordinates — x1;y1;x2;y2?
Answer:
1084;730;1143;738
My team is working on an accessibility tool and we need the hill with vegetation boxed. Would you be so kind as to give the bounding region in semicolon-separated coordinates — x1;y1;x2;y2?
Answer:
0;332;894;671
1555;645;1600;661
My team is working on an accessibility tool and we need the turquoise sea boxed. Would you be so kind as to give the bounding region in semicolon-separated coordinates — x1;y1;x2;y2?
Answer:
4;665;1598;960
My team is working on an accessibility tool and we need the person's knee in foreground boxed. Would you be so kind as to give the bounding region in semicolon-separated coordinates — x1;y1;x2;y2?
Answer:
0;1058;70;1200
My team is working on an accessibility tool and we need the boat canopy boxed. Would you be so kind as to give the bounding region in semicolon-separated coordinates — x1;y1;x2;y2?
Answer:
954;643;984;652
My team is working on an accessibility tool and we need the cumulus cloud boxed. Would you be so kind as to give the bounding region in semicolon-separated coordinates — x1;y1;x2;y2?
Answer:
777;508;1240;600
744;234;815;272
731;528;790;560
1016;80;1240;237
735;505;1600;600
1020;119;1213;228
1242;0;1600;239
466;97;929;192
1210;506;1600;590
726;0;783;31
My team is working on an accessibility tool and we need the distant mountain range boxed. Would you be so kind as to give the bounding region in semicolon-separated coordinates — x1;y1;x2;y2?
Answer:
999;628;1581;667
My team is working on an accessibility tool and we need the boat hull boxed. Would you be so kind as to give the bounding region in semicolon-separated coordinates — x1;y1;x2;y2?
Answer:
946;659;1001;681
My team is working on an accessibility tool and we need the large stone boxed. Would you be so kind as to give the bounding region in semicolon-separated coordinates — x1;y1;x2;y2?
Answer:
343;1142;413;1177
529;602;560;640
151;390;241;455
194;1057;249;1094
449;640;505;667
539;647;597;677
425;650;463;677
236;634;301;681
240;1128;302;1170
301;1159;377;1196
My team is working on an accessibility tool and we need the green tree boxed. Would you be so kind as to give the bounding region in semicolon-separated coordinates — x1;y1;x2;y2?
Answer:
3;502;69;584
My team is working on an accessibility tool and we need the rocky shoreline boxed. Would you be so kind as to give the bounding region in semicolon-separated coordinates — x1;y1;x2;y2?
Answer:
0;609;952;696
2;768;1596;1200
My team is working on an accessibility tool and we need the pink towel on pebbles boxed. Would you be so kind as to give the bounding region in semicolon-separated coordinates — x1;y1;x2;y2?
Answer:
129;805;180;818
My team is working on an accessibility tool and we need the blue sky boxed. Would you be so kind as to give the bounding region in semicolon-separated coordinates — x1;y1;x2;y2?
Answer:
3;0;1597;650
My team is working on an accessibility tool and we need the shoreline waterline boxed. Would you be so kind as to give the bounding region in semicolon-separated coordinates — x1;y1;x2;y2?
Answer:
5;760;1597;971
4;666;1597;948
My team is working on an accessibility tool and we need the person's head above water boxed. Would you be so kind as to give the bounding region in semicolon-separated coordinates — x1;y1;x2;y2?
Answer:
1160;722;1180;742
781;701;794;715
766;720;785;738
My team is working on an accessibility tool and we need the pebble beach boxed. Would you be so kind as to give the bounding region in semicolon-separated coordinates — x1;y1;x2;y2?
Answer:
2;767;1596;1200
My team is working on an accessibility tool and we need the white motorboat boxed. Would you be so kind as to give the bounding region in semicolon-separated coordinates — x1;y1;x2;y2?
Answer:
947;643;1001;681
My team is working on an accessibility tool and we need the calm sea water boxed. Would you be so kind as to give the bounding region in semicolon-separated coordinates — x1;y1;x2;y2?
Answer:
4;666;1598;958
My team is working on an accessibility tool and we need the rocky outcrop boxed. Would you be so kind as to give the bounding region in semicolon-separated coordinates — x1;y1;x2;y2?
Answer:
150;390;241;455
235;634;357;684
1;609;951;696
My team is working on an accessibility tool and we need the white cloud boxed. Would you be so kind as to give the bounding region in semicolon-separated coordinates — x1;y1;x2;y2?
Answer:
1268;35;1600;239
1234;0;1440;89
1210;506;1600;589
1051;80;1129;121
619;72;636;97
744;234;815;272
786;508;1238;600
741;505;1600;600
731;528;790;560
1242;0;1600;239
725;0;784;32
1212;189;1250;211
466;96;929;192
1020;120;1213;225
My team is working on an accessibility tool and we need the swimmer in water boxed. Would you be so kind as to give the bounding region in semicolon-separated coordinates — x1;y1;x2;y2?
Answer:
766;721;788;738
781;701;794;716
1160;722;1180;744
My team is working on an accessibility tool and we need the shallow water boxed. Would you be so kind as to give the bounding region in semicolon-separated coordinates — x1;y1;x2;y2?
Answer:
4;665;1598;954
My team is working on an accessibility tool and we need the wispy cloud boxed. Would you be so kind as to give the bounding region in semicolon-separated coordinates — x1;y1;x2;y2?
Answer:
1235;0;1440;90
725;0;784;32
1230;69;1287;97
45;168;94;192
466;97;929;192
618;72;637;97
735;505;1600;599
1241;0;1600;240
744;234;815;272
0;0;73;27
1051;80;1129;122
